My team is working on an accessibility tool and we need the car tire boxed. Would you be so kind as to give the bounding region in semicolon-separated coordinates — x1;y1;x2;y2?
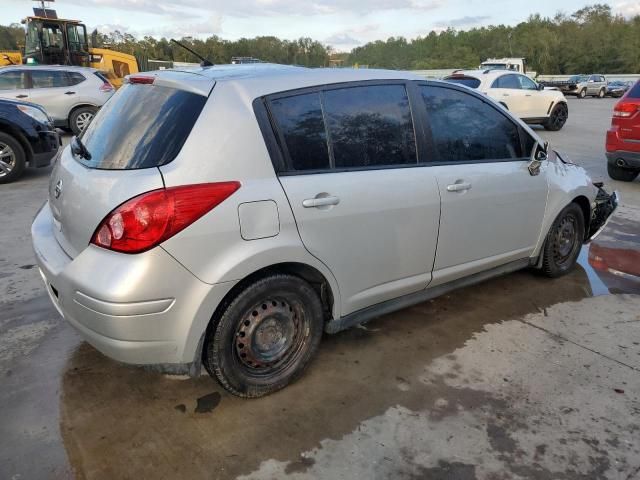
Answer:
543;103;568;131
69;106;98;136
607;161;639;182
203;274;324;398
541;203;584;278
597;88;605;98
0;132;26;184
578;88;587;99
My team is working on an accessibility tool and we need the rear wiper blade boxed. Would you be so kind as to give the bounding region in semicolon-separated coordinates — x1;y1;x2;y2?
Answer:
71;136;92;160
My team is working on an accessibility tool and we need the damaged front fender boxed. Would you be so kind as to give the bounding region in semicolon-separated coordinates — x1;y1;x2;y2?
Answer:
587;185;619;242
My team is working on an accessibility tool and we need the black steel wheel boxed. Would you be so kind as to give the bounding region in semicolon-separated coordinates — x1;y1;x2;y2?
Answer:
204;274;324;398
541;203;584;277
543;103;568;131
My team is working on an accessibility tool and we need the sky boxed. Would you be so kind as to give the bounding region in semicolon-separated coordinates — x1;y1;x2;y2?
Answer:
5;0;640;51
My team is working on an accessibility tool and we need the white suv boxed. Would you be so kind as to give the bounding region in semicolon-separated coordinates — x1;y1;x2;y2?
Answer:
0;65;114;135
445;70;569;131
32;65;616;398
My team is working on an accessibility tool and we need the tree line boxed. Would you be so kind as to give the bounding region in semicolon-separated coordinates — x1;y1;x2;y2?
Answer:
1;4;639;74
349;4;640;74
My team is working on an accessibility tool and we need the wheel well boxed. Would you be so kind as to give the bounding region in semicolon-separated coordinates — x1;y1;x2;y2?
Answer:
572;195;591;240
205;262;335;328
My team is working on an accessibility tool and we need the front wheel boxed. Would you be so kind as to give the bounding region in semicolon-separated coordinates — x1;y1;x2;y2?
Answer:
0;132;26;184
543;103;568;131
204;274;324;398
597;88;605;98
541;203;585;278
69;106;98;136
578;88;587;99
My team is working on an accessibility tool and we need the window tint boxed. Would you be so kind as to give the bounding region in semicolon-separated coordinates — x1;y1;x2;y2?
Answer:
77;84;206;169
421;85;522;162
522;131;536;158
493;74;520;89
31;70;71;88
444;76;481;89
322;85;417;168
0;71;27;90
628;81;640;99
68;72;86;86
518;75;538;90
270;93;330;171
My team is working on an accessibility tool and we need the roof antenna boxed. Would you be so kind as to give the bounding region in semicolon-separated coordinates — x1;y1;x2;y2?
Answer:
170;39;214;67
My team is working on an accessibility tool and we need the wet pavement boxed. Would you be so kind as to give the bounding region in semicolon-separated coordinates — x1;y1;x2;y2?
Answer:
1;99;640;479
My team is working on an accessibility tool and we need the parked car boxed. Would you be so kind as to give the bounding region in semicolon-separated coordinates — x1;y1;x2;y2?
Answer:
606;80;640;182
606;80;632;98
32;65;617;398
444;70;568;130
0;97;60;184
0;65;114;135
540;74;607;99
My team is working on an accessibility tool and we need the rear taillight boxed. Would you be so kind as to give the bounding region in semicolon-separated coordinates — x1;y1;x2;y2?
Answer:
613;101;640;118
99;82;114;93
91;182;240;254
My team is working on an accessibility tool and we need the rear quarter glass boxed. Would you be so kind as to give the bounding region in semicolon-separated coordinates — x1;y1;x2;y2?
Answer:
76;83;207;169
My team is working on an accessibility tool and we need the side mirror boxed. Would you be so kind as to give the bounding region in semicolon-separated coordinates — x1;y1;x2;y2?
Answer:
588;79;594;83
537;83;545;91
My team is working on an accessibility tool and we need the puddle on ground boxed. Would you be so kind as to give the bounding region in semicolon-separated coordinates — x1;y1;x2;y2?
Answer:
2;212;638;479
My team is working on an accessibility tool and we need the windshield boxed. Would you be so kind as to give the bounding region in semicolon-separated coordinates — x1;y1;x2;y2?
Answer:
444;76;481;88
77;83;207;169
482;63;508;70
25;21;40;55
569;75;588;82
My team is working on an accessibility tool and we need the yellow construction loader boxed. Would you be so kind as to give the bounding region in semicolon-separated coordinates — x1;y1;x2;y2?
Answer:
1;16;138;88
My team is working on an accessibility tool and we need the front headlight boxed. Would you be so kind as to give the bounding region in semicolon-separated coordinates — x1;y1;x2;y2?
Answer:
16;104;51;124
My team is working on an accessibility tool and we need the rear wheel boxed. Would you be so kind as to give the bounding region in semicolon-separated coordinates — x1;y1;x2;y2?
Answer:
204;274;324;398
0;132;26;184
607;161;639;182
69;106;98;136
578;88;587;99
541;203;584;278
543;103;568;131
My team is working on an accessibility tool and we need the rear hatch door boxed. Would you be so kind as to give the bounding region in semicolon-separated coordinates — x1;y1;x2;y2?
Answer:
48;70;214;258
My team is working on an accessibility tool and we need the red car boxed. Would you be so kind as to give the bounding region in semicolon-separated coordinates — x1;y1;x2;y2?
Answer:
606;79;640;182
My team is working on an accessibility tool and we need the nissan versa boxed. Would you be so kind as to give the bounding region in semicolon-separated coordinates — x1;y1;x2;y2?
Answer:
32;65;618;398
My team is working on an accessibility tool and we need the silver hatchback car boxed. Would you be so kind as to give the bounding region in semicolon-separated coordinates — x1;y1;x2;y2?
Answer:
0;65;114;135
32;65;617;397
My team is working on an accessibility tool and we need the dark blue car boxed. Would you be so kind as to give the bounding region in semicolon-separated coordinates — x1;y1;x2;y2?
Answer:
0;98;60;184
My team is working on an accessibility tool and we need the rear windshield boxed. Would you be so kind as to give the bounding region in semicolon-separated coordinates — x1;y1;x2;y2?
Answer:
628;81;640;99
77;83;207;169
444;76;481;89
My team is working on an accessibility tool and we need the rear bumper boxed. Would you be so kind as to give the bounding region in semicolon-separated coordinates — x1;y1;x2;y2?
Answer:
31;202;236;367
606;151;640;169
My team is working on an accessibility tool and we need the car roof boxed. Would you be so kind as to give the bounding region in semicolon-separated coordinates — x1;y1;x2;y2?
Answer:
154;63;425;98
447;69;523;80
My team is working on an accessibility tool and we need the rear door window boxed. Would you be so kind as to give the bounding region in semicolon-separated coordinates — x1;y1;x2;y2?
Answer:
0;71;27;90
322;84;417;168
31;70;71;88
493;74;521;89
269;93;330;171
77;83;207;169
421;85;522;162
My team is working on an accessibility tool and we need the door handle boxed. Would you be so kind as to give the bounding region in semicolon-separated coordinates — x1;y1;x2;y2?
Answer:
65;91;76;95
525;94;532;97
16;94;28;98
302;196;340;208
446;182;472;192
502;93;509;97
